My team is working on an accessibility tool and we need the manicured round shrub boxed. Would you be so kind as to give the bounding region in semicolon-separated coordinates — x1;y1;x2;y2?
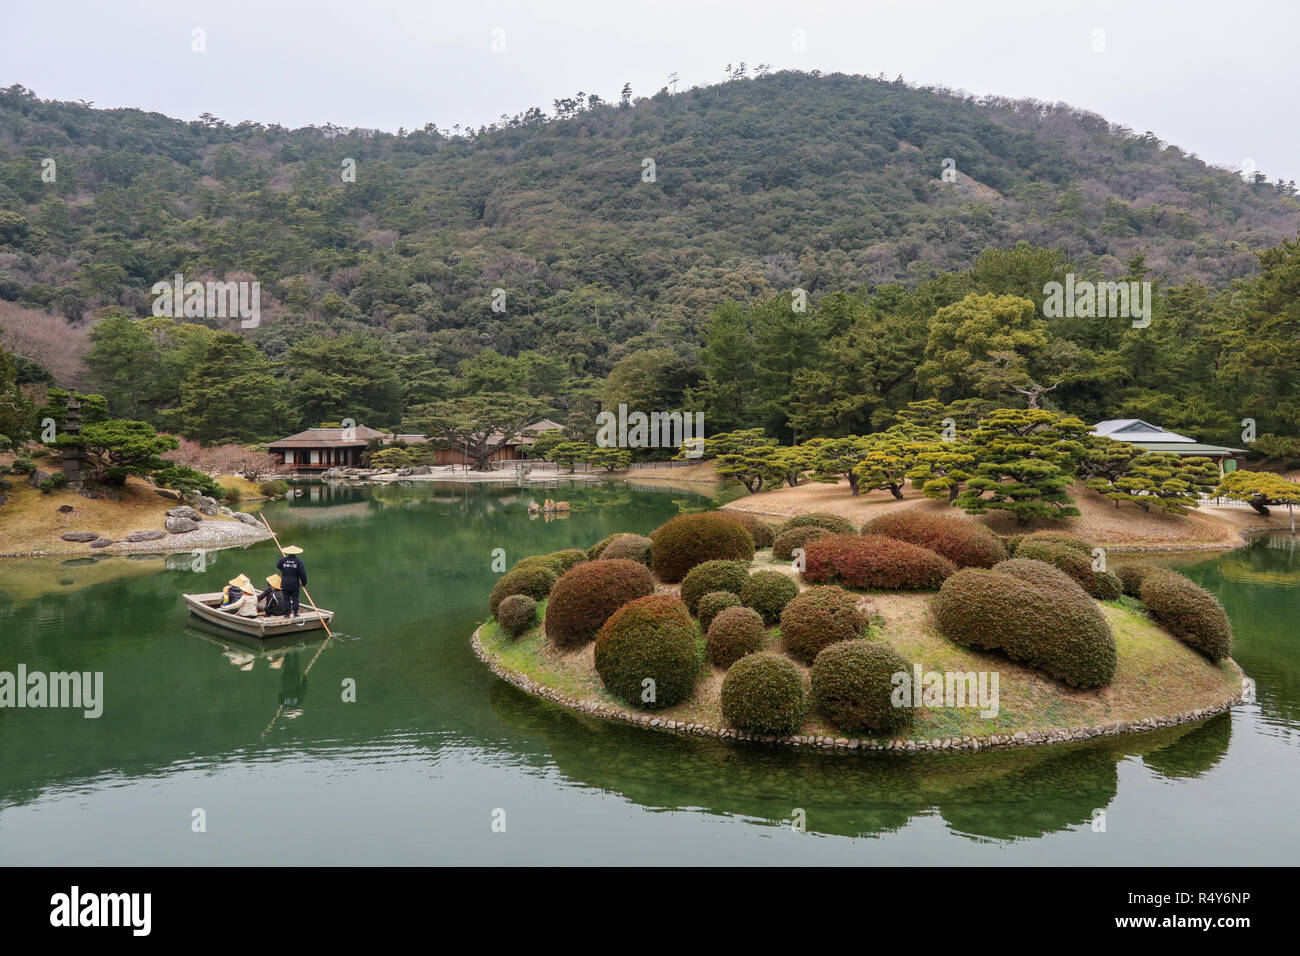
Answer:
511;554;564;575
802;534;955;591
488;564;559;617
772;526;828;561
726;511;777;549
599;533;652;566
679;559;751;615
780;585;866;664
1138;569;1232;660
544;559;657;648
1014;539;1110;598
706;605;765;668
862;511;1006;568
546;549;588;573
932;568;1117;688
720;652;807;735
496;594;539;637
649;512;755;582
1093;570;1123;601
811;639;913;734
594;594;701;708
740;570;799;624
992;557;1090;601
586;533;624;561
777;512;856;535
1021;530;1094;554
1117;564;1157;597
698;591;743;631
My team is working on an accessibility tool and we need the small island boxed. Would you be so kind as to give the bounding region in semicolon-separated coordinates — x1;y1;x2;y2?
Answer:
474;511;1243;752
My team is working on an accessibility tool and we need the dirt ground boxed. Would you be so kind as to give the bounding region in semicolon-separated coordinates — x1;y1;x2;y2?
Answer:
721;478;1288;550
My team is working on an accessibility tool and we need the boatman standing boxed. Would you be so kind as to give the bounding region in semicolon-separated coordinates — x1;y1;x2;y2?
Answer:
276;545;308;618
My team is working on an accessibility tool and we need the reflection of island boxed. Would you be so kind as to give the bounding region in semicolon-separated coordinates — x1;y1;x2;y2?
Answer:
487;680;1230;842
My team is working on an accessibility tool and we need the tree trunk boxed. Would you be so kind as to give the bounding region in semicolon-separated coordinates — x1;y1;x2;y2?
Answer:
1249;499;1271;516
890;484;904;500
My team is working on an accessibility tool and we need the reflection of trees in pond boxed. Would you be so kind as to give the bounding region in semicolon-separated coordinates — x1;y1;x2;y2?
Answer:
1141;713;1232;780
487;681;1220;841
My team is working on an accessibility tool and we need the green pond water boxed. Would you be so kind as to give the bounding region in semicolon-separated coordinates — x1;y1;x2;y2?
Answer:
1;480;1296;865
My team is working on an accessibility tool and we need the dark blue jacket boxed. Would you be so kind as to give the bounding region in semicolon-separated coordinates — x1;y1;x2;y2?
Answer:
276;555;308;589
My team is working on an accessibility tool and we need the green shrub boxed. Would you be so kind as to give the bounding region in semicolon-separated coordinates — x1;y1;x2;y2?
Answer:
802;534;955;590
720;652;807;736
38;472;69;493
1116;564;1157;597
545;549;588;573
862;511;1006;568
698;591;743;631
726;511;777;549
706;605;766;668
599;533;652;566
777;512;856;535
585;533;624;560
740;570;799;624
153;464;221;497
679;559;751;615
1020;530;1094;554
0;464;12;476
1015;539;1112;598
649;512;755;582
594;594;701;708
1139;569;1232;660
772;526;828;561
1093;570;1123;601
219;484;242;502
11;458;35;475
1002;534;1023;556
933;568;1117;688
258;478;290;497
780;585;866;664
545;559;657;648
488;563;559;617
497;594;539;637
811;639;913;735
992;557;1091;601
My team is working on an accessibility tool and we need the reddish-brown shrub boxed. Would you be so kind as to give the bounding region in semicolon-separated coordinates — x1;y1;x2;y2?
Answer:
862;511;1006;568
649;512;755;582
802;534;955;590
725;511;777;549
544;559;656;648
780;585;866;664
706;606;766;668
1139;568;1233;660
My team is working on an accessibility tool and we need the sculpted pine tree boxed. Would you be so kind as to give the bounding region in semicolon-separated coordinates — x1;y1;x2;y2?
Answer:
805;435;874;494
954;408;1090;523
1215;470;1300;529
409;394;546;472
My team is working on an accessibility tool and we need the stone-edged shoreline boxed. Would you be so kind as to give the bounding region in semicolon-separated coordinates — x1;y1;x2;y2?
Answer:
471;625;1243;754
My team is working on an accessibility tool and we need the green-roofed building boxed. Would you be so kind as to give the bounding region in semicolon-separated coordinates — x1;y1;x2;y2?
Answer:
1091;419;1248;475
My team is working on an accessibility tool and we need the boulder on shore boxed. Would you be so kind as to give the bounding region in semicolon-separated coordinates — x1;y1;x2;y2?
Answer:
190;494;219;516
89;538;114;549
61;531;100;542
165;515;201;534
233;512;262;528
154;488;181;500
125;529;168;542
166;505;201;522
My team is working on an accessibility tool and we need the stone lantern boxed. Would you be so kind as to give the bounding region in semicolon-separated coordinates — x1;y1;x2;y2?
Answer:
60;399;87;488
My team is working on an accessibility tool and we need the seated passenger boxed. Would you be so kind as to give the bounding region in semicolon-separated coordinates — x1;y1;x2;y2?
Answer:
259;573;291;617
219;574;259;617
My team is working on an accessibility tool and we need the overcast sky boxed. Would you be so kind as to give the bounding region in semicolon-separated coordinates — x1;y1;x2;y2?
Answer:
5;0;1297;182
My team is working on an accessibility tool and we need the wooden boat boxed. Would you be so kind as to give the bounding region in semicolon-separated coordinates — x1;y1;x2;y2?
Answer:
182;592;335;637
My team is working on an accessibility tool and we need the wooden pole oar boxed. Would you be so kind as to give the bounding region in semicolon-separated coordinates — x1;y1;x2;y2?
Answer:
258;513;333;640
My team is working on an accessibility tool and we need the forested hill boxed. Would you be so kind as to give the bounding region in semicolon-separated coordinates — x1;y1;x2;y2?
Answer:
1;70;1297;370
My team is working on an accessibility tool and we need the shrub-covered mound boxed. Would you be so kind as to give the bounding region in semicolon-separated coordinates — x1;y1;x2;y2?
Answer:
1021;530;1095;553
1117;564;1157;597
720;652;807;735
586;533;624;561
803;534;955;591
811;639;913;734
1014;538;1114;598
780;585;866;664
933;568;1117;688
740;569;800;624
725;511;777;549
599;533;653;566
593;594;701;708
497;594;539;637
862;511;1007;568
772;526;828;561
649;512;755;583
1093;570;1123;600
1139;569;1233;660
680;560;751;615
546;549;588;573
545;559;657;648
698;591;743;631
777;512;856;535
489;564;559;617
992;557;1091;601
706;606;766;668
